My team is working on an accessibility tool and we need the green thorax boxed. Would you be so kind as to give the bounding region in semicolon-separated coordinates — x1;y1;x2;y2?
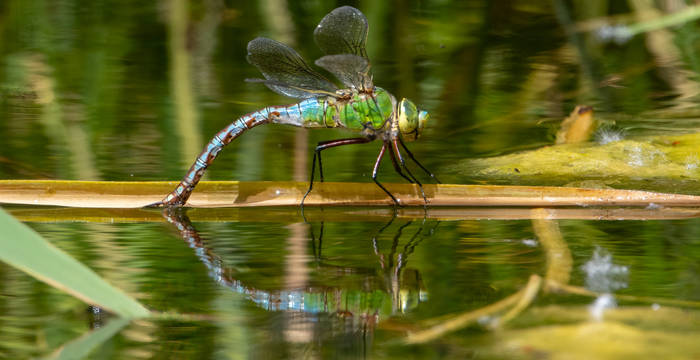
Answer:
299;87;395;132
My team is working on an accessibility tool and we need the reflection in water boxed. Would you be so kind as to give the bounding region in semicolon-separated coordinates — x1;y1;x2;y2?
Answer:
371;218;432;314
589;293;616;321
582;246;629;321
162;208;433;343
582;246;629;293
87;305;104;330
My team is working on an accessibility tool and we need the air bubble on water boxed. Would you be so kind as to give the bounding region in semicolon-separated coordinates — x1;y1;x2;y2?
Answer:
627;146;645;167
596;24;633;44
521;239;538;247
581;246;629;293
684;155;699;171
581;247;628;321
595;128;625;145
624;145;665;168
478;315;492;326
589;293;616;321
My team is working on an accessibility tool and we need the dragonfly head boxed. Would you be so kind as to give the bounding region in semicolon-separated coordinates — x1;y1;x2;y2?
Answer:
397;98;430;142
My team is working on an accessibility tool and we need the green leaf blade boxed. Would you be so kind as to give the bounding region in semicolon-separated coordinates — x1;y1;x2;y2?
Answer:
0;208;150;318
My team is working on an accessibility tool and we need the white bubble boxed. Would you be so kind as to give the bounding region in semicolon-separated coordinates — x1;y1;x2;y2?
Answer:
589;293;616;321
595;128;625;145
581;246;628;293
521;239;538;247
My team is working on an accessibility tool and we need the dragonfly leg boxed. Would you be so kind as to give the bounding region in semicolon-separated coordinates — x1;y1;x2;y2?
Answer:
386;144;415;184
372;142;401;206
301;137;372;207
372;211;398;269
398;137;441;184
391;138;428;205
316;222;324;260
317;150;324;182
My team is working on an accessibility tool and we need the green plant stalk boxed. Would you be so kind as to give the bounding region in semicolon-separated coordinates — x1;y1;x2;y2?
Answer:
0;208;150;318
627;5;700;36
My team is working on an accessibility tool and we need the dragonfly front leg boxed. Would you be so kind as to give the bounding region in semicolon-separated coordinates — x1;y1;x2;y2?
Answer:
390;138;427;205
372;142;401;206
398;137;441;184
386;143;415;184
301;137;372;207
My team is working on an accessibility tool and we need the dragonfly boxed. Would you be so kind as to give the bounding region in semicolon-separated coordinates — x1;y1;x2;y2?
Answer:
154;6;439;207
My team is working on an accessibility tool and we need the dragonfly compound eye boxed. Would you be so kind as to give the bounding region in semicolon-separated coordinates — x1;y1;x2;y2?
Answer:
418;110;429;135
398;98;420;141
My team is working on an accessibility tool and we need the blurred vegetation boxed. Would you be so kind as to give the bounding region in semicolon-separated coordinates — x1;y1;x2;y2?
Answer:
2;0;700;185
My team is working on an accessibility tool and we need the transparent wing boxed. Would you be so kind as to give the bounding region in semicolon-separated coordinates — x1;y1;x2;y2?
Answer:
313;6;373;89
315;54;370;89
246;37;338;98
244;78;337;99
314;6;368;58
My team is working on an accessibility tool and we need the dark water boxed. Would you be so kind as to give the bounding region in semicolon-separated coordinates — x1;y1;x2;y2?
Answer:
1;1;700;358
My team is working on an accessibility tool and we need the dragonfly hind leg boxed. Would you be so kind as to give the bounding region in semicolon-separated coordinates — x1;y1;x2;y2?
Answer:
301;137;372;207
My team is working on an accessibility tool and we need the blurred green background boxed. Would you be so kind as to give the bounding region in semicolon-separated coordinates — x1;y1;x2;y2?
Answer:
5;0;700;185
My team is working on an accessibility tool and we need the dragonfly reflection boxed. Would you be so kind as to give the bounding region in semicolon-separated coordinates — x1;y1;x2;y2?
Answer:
162;209;433;319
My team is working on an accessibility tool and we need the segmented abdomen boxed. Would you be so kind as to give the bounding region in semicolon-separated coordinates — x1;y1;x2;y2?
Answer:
161;109;271;205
